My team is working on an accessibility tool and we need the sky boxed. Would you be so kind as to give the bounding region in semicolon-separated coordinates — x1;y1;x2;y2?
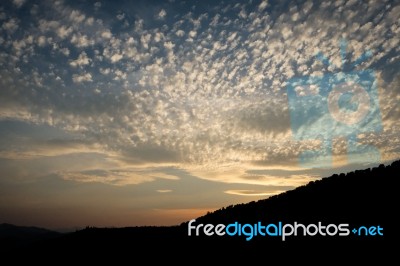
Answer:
0;0;399;230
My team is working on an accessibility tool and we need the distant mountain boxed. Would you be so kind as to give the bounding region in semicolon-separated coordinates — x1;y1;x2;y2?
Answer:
0;223;61;251
3;161;398;258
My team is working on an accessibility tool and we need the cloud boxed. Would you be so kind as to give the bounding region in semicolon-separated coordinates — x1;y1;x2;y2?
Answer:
188;30;196;38
57;26;73;39
140;33;151;49
187;163;317;188
12;0;26;9
110;53;123;63
71;34;93;48
0;140;103;160
60;169;155;186
175;30;184;37
38;19;60;32
72;73;92;83
69;10;86;24
224;189;284;197
37;35;46;46
0;0;398;189
59;47;70;56
258;1;268;11
2;18;19;33
156;189;172;193
116;13;125;21
101;30;112;39
157;9;167;20
69;52;91;67
59;166;181;186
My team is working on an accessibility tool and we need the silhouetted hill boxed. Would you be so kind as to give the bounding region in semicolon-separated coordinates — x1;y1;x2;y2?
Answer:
193;161;398;227
0;223;61;251
4;161;398;259
180;161;398;250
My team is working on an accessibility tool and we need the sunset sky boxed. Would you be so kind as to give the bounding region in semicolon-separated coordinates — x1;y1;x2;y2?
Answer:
0;0;399;230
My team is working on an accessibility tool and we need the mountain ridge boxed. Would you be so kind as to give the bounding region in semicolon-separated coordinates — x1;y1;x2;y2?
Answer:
190;161;398;226
1;160;398;257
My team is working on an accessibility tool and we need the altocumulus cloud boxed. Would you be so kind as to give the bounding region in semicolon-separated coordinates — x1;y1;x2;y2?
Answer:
0;0;399;190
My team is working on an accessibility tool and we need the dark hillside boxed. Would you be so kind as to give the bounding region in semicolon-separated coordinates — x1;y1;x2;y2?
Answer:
3;161;398;259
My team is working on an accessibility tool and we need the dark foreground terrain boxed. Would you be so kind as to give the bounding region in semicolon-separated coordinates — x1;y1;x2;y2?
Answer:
1;161;398;259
